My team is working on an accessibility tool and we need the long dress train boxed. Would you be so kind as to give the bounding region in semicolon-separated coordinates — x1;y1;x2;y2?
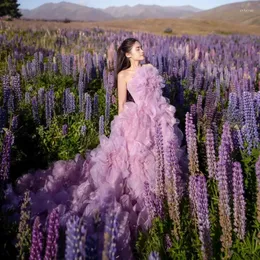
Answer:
5;65;187;258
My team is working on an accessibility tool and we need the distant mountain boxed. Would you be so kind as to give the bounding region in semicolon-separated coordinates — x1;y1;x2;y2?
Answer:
20;1;202;21
103;5;202;19
182;0;260;26
20;2;113;21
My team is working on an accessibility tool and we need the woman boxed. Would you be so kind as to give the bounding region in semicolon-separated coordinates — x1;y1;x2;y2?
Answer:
7;38;186;259
115;38;148;114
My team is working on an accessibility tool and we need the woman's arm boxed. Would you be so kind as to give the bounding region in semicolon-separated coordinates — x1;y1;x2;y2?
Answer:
117;71;127;115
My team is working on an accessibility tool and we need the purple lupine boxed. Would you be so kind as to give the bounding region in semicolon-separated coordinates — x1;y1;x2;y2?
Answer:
164;136;182;238
144;181;157;219
2;75;10;108
185;112;199;175
62;124;68;135
85;93;92;120
107;70;115;92
32;96;39;124
12;73;22;104
45;90;55;126
25;92;30;104
165;234;172;250
206;128;216;179
190;104;197;122
44;208;60;260
22;65;27;81
204;89;216;127
29;216;43;260
68;93;75;114
148;251;160;260
11;115;18;131
0;130;14;181
226;93;240;126
216;123;233;255
0;107;6;133
65;215;87;260
242;91;259;154
8;93;14;113
232;162;246;240
78;81;84;113
62;88;70;114
80;125;86;135
155;121;166;201
38;88;45;106
102;204;119;260
196;95;203;121
255;156;260;223
194;175;212;259
105;90;111;123
99;115;105;136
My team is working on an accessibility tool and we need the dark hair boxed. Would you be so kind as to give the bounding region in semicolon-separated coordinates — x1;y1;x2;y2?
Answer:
113;38;139;92
116;37;139;75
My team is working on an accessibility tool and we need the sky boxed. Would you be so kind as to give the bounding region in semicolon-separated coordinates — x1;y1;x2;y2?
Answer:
18;0;252;11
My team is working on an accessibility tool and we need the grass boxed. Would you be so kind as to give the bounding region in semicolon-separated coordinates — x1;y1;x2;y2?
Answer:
1;17;260;36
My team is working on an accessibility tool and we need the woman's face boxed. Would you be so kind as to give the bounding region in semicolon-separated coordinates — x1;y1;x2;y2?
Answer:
127;41;145;61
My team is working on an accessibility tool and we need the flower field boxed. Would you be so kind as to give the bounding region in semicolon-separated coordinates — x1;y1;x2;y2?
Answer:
1;24;260;259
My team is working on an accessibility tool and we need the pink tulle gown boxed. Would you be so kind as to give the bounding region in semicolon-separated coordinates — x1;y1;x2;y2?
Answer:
6;64;186;258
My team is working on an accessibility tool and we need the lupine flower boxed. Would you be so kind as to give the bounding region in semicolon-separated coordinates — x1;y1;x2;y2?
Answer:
155;121;166;202
216;123;233;256
185;112;199;175
232;162;246;240
16;190;32;260
12;73;22;104
80;125;86;135
193;174;212;260
102;204;119;260
206;128;216;179
164;136;182;238
0;107;6;133
44;208;60;260
29;216;43;260
78;81;84;113
255;156;260;224
11;115;19;131
38;88;45;106
148;251;160;260
2;75;10;107
85;93;92;120
65;215;87;260
99;115;105;136
105;90;111;123
144;181;157;219
196;95;203;121
62;124;68;135
242;91;259;154
0;130;14;181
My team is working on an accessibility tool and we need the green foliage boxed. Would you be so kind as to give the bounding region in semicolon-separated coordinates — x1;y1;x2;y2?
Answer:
37;114;99;161
241;148;260;233
0;0;22;18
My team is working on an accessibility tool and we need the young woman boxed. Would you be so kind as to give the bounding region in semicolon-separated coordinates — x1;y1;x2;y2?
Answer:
8;38;186;259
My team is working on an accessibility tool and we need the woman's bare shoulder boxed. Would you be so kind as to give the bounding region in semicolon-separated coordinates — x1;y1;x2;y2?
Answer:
142;63;153;67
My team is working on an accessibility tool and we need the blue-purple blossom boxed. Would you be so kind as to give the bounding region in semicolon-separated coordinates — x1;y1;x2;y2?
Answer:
29;216;43;260
65;215;87;260
0;130;14;181
44;208;59;260
232;162;246;240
